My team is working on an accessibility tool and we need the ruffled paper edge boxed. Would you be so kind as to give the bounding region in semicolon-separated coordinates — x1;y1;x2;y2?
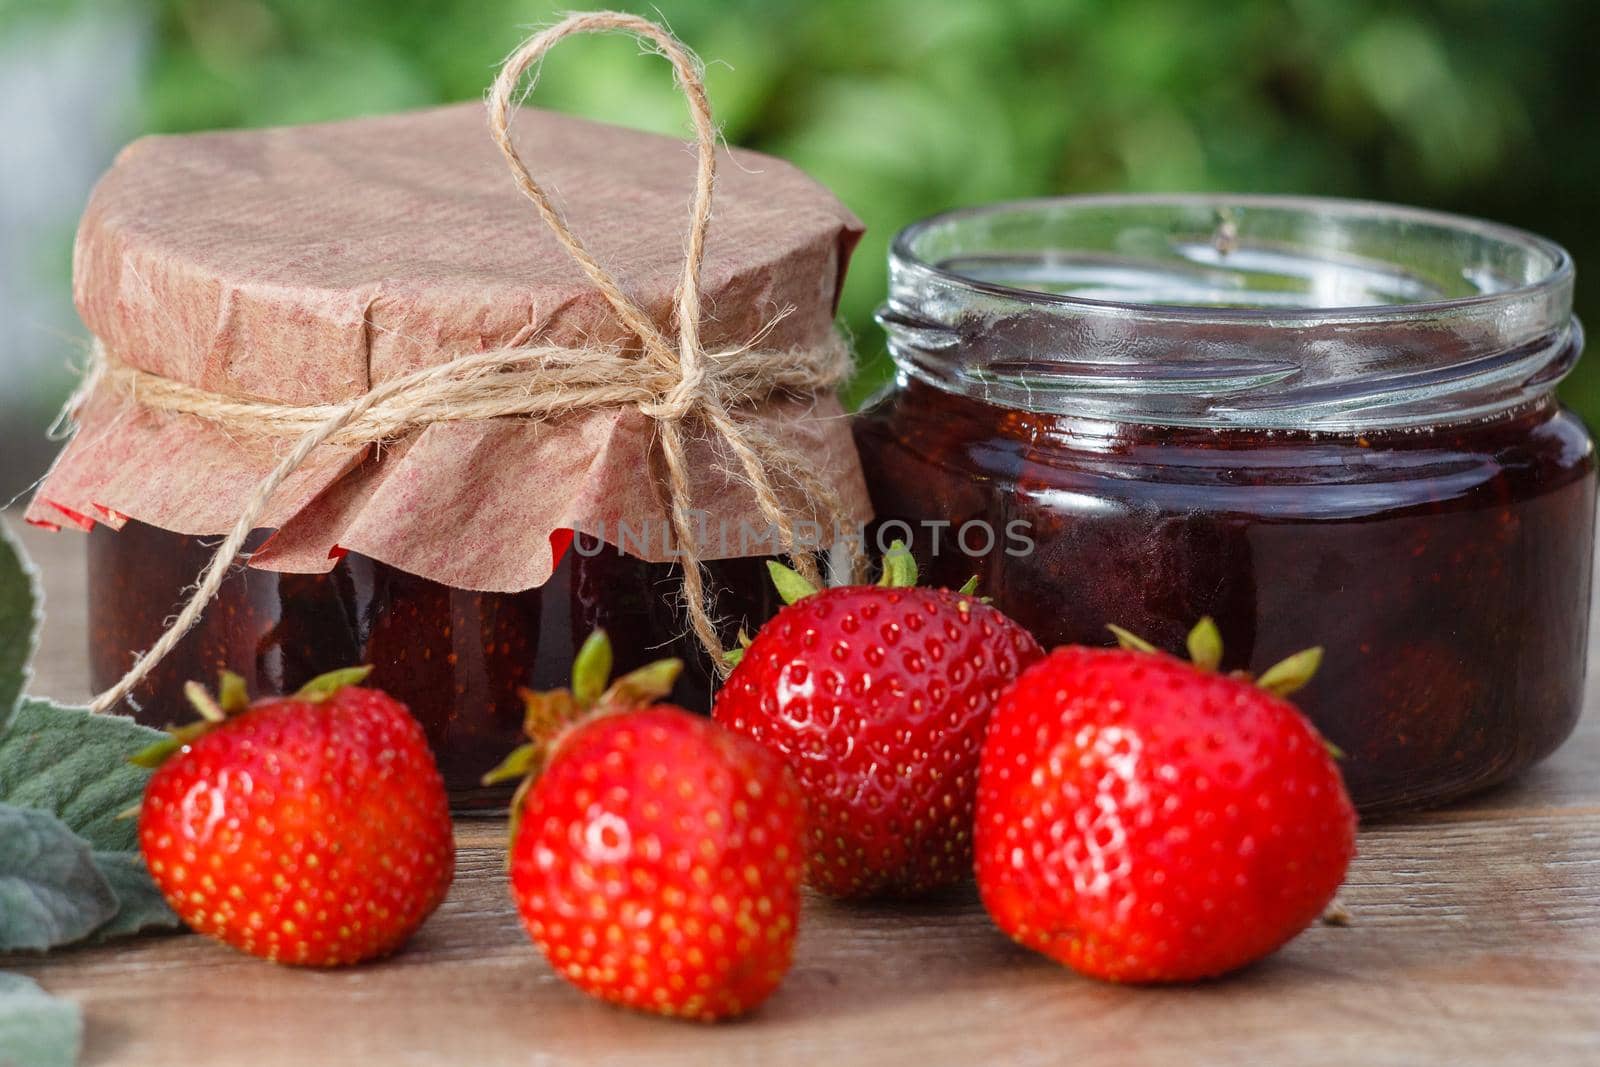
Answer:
28;385;872;594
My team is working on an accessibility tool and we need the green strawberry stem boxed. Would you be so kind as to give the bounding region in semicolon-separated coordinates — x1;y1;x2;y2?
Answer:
294;665;373;702
1256;646;1324;697
1105;619;1339;759
742;543;986;665
1106;617;1324;698
723;629;755;668
218;670;250;714
481;629;682;849
570;629;612;706
877;541;918;588
183;681;227;724
1185;617;1224;672
740;541;986;666
767;560;819;605
481;742;545;787
1105;624;1158;654
129;665;374;770
766;539;985;614
127;720;211;769
482;627;681;784
602;659;681;708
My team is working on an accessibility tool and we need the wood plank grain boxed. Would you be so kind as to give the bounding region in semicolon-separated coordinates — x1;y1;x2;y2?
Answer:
9;814;1600;1067
6;513;1599;1066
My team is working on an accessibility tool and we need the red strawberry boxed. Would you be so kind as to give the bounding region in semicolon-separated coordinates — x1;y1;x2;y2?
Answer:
136;668;454;966
487;631;804;1022
713;545;1043;898
975;619;1356;983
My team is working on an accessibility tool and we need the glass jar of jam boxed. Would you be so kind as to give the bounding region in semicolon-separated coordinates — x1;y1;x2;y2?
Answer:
88;525;776;808
854;195;1593;815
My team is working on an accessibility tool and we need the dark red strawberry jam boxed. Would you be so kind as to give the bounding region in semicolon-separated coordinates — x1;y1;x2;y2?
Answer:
88;524;776;808
856;382;1593;813
858;195;1595;814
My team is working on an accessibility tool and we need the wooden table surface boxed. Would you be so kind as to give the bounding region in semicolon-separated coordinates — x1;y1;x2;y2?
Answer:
6;521;1599;1066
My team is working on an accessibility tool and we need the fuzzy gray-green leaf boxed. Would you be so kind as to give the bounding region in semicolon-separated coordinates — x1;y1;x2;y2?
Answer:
0;698;165;852
0;522;41;735
0;973;82;1067
0;805;118;952
86;852;180;942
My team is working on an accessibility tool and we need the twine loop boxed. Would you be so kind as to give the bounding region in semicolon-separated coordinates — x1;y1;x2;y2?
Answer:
83;11;862;714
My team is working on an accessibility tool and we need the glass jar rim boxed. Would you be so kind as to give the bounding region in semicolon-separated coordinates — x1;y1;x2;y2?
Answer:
879;194;1581;431
891;193;1572;323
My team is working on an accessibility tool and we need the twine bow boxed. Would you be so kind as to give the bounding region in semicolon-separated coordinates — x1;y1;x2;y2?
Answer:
84;11;862;714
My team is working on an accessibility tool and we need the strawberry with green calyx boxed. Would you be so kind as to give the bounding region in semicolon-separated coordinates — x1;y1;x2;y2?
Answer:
1104;616;1326;698
129;666;371;768
136;667;454;966
713;541;1043;899
724;540;948;667
481;629;683;845
489;630;805;1022
975;617;1356;984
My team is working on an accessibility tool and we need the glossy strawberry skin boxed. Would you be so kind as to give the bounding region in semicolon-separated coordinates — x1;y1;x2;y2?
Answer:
511;707;804;1022
714;586;1043;898
138;687;454;966
975;647;1356;983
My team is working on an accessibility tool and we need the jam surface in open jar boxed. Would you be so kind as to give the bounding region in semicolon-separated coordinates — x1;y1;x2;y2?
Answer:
88;523;776;808
856;380;1595;813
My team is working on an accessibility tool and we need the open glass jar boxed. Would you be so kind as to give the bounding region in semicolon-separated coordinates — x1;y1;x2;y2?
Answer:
854;195;1594;815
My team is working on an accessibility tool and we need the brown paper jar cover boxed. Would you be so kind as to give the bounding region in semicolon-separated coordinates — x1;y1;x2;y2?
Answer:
29;102;870;591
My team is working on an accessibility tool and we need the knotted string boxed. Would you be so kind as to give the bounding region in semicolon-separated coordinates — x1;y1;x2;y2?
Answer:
83;11;862;714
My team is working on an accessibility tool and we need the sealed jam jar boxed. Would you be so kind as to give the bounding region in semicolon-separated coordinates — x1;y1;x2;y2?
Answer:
33;102;868;807
85;526;775;808
855;195;1594;814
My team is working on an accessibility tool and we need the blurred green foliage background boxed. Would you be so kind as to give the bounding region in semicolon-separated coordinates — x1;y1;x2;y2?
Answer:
2;0;1597;497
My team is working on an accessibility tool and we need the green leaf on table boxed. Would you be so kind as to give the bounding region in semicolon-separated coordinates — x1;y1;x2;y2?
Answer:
0;805;118;952
0;972;81;1067
0;522;42;735
0;681;183;946
0;516;181;951
0;698;165;852
86;852;179;942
